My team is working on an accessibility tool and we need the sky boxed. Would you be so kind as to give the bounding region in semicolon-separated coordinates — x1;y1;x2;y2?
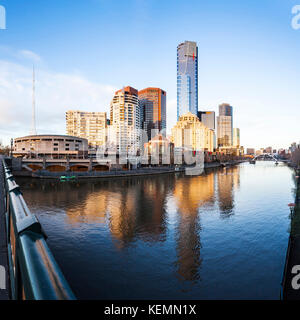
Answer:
0;0;299;149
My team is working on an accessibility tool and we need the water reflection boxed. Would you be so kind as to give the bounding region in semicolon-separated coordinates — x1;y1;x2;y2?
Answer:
20;168;237;282
16;163;291;299
217;166;240;215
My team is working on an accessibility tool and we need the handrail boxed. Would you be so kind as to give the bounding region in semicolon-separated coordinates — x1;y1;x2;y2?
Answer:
1;159;76;300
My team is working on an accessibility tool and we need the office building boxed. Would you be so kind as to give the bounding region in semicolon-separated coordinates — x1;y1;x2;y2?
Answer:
217;103;233;147
233;128;240;148
139;88;167;141
66;111;107;148
197;111;215;130
177;41;198;120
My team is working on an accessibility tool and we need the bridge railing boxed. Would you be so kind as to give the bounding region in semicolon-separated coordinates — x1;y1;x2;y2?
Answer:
1;159;76;300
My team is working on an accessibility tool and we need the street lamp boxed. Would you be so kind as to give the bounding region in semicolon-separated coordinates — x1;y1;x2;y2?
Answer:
10;138;13;158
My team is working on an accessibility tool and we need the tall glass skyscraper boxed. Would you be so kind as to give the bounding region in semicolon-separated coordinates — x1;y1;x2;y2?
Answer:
177;41;198;120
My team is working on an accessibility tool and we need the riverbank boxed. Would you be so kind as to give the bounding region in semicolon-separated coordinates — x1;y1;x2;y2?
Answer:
11;160;245;180
282;167;300;300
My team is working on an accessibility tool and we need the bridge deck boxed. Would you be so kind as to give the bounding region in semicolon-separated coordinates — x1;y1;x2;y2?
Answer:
0;158;10;300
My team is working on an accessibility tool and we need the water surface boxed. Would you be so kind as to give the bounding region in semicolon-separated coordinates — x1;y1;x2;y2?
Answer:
17;162;294;299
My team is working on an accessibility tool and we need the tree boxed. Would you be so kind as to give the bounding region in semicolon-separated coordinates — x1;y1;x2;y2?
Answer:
0;142;10;156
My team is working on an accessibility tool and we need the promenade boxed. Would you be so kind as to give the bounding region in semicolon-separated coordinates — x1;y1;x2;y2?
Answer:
0;157;9;300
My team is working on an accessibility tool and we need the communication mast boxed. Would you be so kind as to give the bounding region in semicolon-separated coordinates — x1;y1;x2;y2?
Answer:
30;65;37;135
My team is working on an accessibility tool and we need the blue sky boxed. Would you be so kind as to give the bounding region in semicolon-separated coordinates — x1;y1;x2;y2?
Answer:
0;0;299;149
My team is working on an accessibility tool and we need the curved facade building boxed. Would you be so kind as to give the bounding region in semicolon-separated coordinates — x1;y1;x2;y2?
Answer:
13;135;88;159
109;86;141;153
177;41;198;120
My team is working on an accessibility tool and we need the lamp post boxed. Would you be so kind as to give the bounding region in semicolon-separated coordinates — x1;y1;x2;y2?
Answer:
10;138;13;158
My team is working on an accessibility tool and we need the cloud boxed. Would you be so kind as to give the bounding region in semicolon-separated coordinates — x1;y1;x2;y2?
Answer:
18;50;42;63
0;59;117;144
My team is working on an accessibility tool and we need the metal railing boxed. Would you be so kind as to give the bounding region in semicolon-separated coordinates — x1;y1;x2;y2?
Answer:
1;159;76;300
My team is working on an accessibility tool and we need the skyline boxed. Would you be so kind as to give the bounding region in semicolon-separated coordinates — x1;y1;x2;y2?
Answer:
0;0;299;149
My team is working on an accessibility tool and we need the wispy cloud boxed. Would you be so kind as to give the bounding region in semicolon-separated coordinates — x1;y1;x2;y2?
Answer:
0;56;117;144
18;50;42;63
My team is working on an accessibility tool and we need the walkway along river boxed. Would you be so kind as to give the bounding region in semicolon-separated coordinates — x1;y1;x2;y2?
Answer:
16;162;295;299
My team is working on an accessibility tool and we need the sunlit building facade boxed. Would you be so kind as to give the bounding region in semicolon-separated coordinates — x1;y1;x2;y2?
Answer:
177;41;198;120
217;103;233;147
233;128;240;148
139;88;167;141
13;135;88;159
66;111;107;148
109;86;141;154
171;112;214;152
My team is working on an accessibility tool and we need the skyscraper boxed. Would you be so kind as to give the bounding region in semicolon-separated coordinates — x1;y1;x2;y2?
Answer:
198;111;216;150
197;111;215;130
217;103;233;147
177;41;198;120
138;88;166;141
109;86;141;153
233;128;240;148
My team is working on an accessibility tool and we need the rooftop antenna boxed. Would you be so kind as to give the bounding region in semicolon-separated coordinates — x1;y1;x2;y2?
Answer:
30;65;37;135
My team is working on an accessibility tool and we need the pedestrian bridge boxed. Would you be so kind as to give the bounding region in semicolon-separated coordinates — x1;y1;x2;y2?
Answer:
253;153;280;162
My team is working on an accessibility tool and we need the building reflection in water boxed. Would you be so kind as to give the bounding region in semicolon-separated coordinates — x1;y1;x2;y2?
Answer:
217;166;239;216
173;173;215;282
19;166;239;281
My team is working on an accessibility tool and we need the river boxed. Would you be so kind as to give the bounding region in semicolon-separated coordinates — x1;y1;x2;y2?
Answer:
16;162;295;300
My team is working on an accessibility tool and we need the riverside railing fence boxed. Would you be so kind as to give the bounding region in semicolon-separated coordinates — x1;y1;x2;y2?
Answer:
1;158;75;300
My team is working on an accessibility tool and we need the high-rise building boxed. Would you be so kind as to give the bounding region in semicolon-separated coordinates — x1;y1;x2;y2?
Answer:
66;111;107;147
217;103;233;147
109;86;141;154
171;112;214;152
138;88;166;141
177;41;198;120
197;111;215;130
219;103;233;117
233;128;240;148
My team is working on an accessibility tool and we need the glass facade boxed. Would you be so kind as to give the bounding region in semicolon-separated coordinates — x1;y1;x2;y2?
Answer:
177;41;198;120
217;103;233;147
139;88;167;141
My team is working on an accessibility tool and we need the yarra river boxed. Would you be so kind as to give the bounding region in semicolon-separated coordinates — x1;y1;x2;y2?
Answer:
17;162;296;299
